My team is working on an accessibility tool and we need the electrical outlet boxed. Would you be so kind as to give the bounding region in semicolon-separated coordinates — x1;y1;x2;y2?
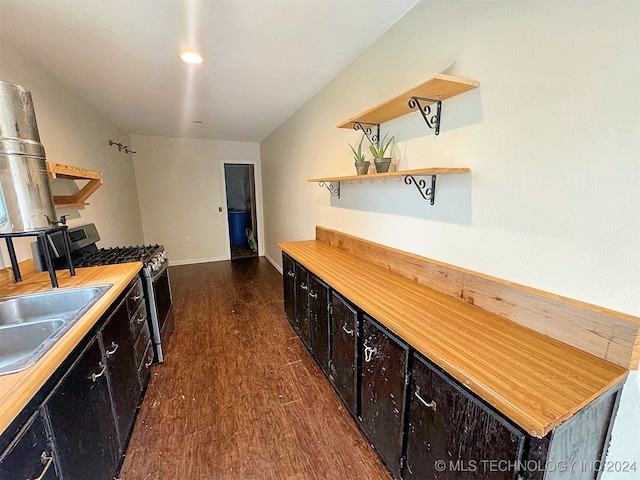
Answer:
186;236;191;243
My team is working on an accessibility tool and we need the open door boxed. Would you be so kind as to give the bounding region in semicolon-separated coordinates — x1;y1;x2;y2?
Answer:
224;163;258;260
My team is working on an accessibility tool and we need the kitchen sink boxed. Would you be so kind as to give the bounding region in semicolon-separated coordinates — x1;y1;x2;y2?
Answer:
0;284;112;376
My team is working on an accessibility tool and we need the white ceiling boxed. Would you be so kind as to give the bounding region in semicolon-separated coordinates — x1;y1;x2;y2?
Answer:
0;0;418;142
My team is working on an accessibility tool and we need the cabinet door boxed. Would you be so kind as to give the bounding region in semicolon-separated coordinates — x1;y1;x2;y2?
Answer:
360;316;409;479
309;274;330;375
405;353;525;480
101;299;142;449
125;277;145;320
329;292;359;416
295;264;311;347
137;340;155;391
0;411;59;480
282;253;296;326
45;337;119;480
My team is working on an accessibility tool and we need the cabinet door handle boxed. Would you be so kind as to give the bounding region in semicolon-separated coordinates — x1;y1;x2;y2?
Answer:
309;291;318;299
132;293;142;301
287;271;295;277
300;283;308;291
364;345;377;363
145;355;154;368
342;324;354;336
91;362;107;382
30;452;54;480
105;342;119;357
136;313;146;324
415;386;437;411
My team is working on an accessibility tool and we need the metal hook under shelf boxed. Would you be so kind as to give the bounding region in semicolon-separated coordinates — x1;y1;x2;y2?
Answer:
109;139;136;155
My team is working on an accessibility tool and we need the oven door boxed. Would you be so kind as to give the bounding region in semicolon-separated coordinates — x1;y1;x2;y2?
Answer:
146;265;174;363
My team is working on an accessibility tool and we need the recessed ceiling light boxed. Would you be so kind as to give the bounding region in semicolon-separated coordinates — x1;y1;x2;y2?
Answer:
180;51;203;64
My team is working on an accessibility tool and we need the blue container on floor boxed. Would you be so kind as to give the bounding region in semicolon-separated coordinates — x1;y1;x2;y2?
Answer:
229;210;249;246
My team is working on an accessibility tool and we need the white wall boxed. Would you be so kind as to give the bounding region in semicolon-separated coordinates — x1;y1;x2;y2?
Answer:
130;135;262;264
0;39;144;264
260;0;639;476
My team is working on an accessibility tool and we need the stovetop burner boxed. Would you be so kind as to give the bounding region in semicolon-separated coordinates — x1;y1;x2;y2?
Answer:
75;244;164;267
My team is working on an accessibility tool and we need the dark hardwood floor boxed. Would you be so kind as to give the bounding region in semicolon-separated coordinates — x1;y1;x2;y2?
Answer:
119;257;390;480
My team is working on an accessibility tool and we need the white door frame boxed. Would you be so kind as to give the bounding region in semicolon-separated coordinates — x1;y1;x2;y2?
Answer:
219;159;265;258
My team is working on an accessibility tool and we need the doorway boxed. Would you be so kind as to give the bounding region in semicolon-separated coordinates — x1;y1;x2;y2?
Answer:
224;163;258;260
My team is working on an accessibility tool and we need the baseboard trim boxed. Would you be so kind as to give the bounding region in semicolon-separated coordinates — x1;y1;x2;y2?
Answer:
170;255;229;266
265;253;282;274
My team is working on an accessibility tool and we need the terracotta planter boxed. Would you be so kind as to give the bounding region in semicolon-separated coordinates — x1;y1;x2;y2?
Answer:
354;161;370;175
374;158;391;173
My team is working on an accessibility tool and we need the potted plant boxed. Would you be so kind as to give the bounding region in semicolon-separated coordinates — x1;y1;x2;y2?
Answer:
349;134;370;175
369;132;394;173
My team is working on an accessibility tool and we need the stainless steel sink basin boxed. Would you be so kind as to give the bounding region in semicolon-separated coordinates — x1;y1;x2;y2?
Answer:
0;284;112;376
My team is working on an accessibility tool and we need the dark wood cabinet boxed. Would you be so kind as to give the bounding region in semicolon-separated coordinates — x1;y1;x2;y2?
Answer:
137;340;155;391
0;411;58;480
44;337;119;480
294;264;311;347
282;253;331;374
360;316;409;479
280;250;622;480
308;275;330;375
124;277;155;393
405;352;525;480
282;253;296;326
125;277;145;320
329;291;359;416
0;275;155;480
100;298;142;449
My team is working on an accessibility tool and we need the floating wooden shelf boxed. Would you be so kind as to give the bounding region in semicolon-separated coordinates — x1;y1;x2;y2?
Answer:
338;74;479;138
309;167;470;205
309;167;469;183
46;162;103;208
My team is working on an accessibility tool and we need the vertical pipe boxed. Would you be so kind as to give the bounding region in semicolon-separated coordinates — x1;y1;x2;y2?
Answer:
4;237;21;282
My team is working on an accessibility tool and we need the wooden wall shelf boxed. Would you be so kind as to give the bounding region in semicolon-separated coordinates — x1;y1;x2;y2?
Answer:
46;162;103;208
309;167;470;205
337;74;479;138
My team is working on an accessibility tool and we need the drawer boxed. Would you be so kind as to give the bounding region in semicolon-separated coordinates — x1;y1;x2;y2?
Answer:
134;322;151;368
129;300;147;339
126;277;144;317
137;341;154;391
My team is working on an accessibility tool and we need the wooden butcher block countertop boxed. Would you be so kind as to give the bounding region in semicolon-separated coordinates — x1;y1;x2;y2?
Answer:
279;240;627;438
0;261;142;436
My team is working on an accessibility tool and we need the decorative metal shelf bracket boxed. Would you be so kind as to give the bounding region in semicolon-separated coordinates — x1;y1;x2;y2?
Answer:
404;174;437;205
353;122;380;147
408;97;442;135
319;181;340;199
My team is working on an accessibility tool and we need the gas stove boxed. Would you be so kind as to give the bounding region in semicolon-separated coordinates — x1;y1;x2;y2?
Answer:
32;223;168;277
31;223;174;364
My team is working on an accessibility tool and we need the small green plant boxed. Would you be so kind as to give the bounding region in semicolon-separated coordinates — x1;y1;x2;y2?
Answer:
348;135;367;162
369;132;394;159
